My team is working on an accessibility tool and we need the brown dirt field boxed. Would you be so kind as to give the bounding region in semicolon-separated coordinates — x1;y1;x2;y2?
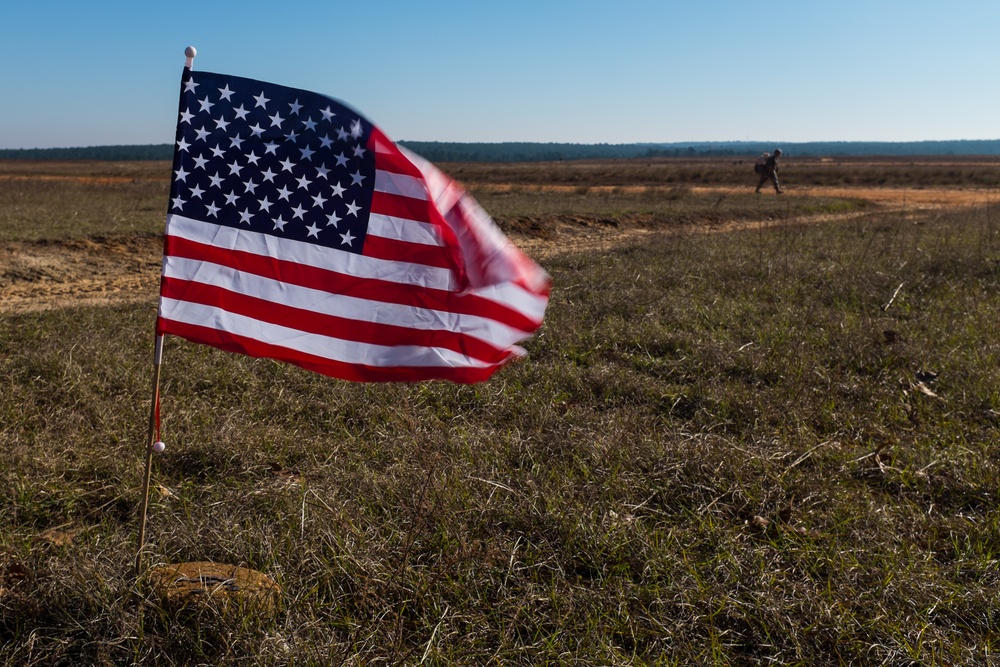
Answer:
0;185;992;315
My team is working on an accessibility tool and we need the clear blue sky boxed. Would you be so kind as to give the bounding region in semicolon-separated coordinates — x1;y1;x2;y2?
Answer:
2;0;998;149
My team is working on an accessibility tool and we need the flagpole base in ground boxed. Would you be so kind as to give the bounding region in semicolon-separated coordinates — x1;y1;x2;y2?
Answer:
146;562;282;617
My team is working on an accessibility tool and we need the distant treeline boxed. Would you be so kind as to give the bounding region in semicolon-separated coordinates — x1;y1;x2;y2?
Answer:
0;144;173;161
400;140;1000;162
1;139;999;162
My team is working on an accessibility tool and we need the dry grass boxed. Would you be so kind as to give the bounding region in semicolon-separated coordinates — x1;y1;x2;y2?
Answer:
0;161;168;242
1;159;999;664
445;155;1000;189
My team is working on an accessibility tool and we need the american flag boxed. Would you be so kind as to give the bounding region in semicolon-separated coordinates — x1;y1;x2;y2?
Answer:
157;68;550;383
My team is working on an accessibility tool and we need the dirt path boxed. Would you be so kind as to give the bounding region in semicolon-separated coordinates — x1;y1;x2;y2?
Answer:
0;186;991;314
515;185;995;258
0;237;163;314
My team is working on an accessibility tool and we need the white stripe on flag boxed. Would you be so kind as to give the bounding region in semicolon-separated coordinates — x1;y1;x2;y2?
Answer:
367;213;443;246
471;282;550;324
374;169;430;200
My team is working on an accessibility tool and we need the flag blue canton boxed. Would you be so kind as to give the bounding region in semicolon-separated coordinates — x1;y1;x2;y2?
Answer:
168;70;375;254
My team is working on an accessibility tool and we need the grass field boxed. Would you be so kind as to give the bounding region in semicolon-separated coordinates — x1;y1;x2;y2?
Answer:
1;158;999;665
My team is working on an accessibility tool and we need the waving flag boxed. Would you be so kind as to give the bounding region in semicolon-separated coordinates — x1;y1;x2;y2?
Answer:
157;68;550;383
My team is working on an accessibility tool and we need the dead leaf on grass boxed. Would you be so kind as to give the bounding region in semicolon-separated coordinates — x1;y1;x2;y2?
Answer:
268;462;305;485
38;527;81;547
900;376;941;399
746;510;820;539
788;525;822;538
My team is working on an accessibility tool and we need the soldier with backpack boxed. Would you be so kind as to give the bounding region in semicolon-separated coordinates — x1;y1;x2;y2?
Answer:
754;148;783;194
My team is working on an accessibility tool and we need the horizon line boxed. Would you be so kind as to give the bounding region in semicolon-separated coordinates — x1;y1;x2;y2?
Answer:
3;138;1000;152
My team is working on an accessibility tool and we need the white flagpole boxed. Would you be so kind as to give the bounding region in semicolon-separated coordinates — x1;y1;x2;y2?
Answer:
134;46;196;577
134;334;164;576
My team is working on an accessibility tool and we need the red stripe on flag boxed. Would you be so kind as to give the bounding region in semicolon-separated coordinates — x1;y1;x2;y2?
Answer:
370;189;435;224
360;234;454;269
370;128;424;177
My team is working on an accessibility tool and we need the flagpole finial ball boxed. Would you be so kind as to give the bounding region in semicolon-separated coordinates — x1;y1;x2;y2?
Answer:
153;441;166;453
184;46;197;59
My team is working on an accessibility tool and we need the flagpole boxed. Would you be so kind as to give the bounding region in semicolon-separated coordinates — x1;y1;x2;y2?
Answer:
134;46;197;578
134;334;164;576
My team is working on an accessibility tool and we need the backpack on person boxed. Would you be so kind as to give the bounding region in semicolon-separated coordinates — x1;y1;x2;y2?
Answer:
753;153;769;175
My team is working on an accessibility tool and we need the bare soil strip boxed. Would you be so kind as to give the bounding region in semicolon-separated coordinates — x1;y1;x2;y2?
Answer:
0;237;163;314
515;185;994;258
0;186;991;314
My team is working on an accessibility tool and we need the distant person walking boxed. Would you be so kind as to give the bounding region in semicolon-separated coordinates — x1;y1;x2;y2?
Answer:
754;148;782;194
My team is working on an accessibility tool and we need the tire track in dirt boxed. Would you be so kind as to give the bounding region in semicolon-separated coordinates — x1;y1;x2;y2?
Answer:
0;186;991;314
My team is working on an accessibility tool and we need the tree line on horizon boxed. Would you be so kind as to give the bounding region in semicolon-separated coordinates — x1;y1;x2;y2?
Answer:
1;139;999;163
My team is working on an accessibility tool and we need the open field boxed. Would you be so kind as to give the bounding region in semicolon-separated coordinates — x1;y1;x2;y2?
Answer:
3;157;999;314
1;158;1000;664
